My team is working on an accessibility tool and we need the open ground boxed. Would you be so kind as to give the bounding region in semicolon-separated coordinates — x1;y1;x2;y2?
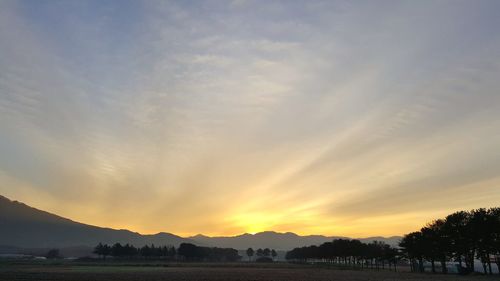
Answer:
0;262;497;281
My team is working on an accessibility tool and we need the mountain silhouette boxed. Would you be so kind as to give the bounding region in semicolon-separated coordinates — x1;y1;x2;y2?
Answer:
0;195;400;253
189;231;401;250
0;195;191;248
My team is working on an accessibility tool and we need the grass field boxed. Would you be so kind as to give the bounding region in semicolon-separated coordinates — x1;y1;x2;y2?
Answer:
0;262;498;281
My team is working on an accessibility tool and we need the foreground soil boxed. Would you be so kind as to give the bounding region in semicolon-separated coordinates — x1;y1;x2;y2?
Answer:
0;263;496;281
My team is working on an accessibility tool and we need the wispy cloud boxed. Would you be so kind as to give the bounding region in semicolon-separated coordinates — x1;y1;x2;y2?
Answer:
1;0;500;237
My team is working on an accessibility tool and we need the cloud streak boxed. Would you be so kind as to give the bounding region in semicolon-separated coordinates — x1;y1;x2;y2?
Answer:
1;0;500;237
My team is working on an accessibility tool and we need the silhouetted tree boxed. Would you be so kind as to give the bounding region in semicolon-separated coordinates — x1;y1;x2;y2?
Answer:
472;208;496;274
443;211;470;271
271;249;278;261
94;243;104;259
490;208;500;274
93;243;112;260
400;232;424;272
400;208;500;275
286;239;399;270
263;248;271;257
169;246;177;258
256;248;264;257
246;248;254;261
46;249;60;259
111;243;122;257
177;243;241;262
140;245;151;259
93;243;179;260
178;243;200;260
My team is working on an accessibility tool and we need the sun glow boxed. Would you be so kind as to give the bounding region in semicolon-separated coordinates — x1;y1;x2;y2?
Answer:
228;212;281;234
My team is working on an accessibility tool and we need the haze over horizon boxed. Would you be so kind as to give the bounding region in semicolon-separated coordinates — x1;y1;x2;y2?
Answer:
1;0;500;238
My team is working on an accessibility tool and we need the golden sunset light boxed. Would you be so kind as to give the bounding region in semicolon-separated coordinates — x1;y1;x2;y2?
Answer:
1;3;500;279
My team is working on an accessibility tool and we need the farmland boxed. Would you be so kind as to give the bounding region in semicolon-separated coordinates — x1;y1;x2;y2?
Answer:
0;262;496;281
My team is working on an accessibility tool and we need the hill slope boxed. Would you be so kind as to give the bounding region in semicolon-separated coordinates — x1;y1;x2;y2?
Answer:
0;195;190;248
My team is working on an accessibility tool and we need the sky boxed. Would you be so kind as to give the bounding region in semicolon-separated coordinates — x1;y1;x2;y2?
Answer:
1;0;500;238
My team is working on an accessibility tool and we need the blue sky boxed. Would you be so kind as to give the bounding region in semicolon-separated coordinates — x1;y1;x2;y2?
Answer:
1;0;500;236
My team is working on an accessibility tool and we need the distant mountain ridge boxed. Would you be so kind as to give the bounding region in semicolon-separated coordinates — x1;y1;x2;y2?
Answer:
188;231;401;250
0;195;401;254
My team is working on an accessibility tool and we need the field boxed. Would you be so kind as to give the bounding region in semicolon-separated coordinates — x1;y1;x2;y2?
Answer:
0;262;497;281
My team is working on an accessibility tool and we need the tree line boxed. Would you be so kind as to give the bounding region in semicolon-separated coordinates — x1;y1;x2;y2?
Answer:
245;247;278;262
94;242;241;262
93;243;282;262
285;239;399;271
399;208;500;275
93;243;176;260
177;243;241;261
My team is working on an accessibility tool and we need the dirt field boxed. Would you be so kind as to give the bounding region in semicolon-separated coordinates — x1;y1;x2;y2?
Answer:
0;263;496;281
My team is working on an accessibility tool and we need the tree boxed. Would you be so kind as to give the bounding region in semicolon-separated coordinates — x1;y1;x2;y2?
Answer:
94;243;104;259
246;248;254;261
263;248;271;257
489;208;500;275
471;208;495;274
420;226;438;273
123;244;138;258
178;243;200;261
430;219;451;274
271;249;278;261
177;243;241;262
102;244;111;259
400;232;425;273
169;246;177;258
444;211;470;271
159;245;176;259
46;249;60;259
286;238;397;269
256;248;264;257
419;220;451;274
111;243;124;257
93;243;111;260
140;245;151;259
382;244;399;271
400;208;500;275
285;207;500;275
